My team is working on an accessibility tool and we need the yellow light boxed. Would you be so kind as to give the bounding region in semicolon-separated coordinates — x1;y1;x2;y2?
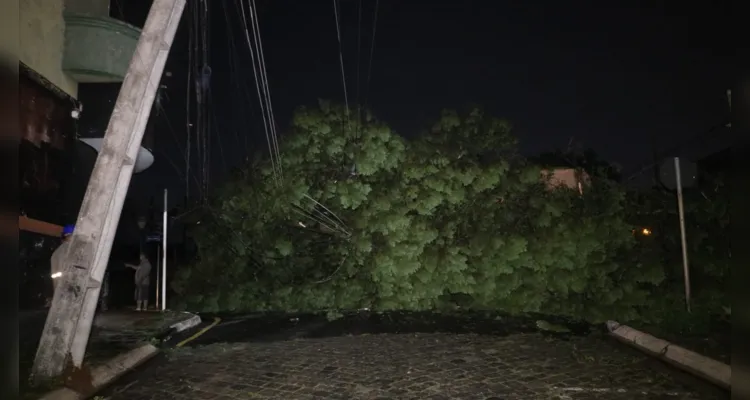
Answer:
641;228;652;236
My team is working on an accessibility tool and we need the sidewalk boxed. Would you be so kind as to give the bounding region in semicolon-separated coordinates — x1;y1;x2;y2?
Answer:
633;323;730;365
607;321;731;391
20;309;200;400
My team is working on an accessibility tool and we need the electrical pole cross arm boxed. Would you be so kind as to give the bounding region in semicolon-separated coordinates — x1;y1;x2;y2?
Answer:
31;0;187;382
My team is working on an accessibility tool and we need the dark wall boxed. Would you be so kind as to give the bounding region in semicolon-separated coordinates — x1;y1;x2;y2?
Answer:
17;64;78;310
19;65;77;224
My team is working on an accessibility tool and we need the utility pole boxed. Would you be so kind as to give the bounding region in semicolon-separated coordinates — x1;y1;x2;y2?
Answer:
31;0;186;381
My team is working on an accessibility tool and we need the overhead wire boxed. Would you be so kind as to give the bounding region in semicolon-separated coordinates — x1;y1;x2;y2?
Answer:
157;103;187;164
624;121;732;182
302;194;351;237
192;0;203;197
209;103;230;175
220;0;254;155
354;0;363;139
183;0;351;242
248;0;283;179
185;1;194;199
238;0;280;184
198;0;211;198
361;0;380;117
332;0;351;130
291;206;344;237
155;101;205;198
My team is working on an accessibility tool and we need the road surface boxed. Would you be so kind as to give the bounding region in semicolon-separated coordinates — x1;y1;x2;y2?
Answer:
99;312;728;399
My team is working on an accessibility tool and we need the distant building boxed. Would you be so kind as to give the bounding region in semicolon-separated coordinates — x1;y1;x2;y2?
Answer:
540;168;591;195
528;152;595;194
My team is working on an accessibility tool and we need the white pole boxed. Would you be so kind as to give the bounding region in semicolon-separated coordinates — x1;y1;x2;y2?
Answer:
156;245;161;309
674;157;691;312
162;188;168;311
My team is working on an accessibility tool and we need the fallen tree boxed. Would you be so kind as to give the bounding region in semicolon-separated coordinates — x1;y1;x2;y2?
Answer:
172;102;664;322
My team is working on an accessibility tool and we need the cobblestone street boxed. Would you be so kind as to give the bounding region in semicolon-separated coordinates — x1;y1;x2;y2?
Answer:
105;332;726;399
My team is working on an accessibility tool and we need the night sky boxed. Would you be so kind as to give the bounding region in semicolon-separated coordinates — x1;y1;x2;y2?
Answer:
116;0;731;203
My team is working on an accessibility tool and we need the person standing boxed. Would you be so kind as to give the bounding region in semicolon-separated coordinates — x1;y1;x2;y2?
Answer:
126;253;152;311
49;224;75;299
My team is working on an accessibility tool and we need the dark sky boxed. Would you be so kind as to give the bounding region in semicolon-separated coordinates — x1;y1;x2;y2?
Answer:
120;0;731;203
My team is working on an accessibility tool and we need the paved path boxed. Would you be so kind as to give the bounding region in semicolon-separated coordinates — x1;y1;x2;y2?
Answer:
104;331;726;399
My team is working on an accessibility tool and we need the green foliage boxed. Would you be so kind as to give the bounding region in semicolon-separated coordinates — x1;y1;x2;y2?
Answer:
172;102;666;323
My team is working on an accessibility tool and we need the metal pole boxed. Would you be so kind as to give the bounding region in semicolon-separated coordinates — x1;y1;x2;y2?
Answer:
156;245;161;309
162;188;168;311
674;157;691;312
31;0;187;380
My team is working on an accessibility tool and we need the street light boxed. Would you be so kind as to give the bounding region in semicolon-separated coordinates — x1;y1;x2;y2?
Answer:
79;138;154;173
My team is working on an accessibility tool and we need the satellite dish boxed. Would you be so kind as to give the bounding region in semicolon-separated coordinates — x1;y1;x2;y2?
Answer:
79;138;155;173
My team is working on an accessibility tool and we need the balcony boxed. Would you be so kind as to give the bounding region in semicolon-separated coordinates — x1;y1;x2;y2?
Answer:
62;13;141;83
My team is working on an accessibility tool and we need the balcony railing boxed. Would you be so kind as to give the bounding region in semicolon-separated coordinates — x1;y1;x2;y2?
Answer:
62;13;141;83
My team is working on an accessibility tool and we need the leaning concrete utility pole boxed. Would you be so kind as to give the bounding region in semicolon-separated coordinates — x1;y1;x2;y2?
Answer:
31;0;186;381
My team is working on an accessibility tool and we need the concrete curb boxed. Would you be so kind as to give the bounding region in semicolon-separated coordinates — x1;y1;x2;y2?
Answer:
37;313;202;400
606;320;730;390
169;313;202;333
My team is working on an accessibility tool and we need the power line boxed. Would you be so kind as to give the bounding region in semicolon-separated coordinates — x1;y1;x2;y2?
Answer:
189;0;211;200
332;0;351;128
210;102;230;175
361;0;380;116
237;0;281;183
624;121;731;182
354;0;363;138
249;0;282;179
185;0;193;198
220;0;254;155
197;0;210;198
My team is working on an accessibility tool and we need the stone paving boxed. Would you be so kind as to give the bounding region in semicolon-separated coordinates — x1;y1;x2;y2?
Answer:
106;332;725;400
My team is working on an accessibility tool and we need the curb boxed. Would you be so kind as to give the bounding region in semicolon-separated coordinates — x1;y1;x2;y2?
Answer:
154;313;203;342
37;313;202;400
169;313;202;333
606;320;730;390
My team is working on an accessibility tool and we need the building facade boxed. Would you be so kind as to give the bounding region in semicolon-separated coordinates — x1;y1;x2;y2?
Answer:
15;0;144;308
18;0;144;235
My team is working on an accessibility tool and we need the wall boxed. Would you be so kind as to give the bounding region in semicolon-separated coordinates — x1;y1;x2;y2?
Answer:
19;67;77;225
64;0;109;16
542;168;590;195
0;0;19;62
19;0;78;98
